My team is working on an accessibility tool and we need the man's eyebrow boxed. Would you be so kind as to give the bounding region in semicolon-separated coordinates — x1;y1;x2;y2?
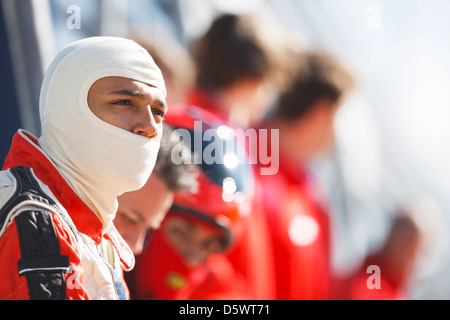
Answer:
109;89;168;109
108;89;145;98
155;99;168;110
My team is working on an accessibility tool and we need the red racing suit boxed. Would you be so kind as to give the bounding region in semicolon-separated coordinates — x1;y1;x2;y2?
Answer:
0;130;134;300
127;224;255;300
256;125;331;300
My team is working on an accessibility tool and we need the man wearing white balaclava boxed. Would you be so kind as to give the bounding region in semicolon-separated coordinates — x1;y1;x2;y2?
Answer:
0;37;167;300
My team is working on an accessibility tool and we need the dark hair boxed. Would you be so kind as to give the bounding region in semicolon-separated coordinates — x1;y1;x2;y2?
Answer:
153;124;198;193
274;52;355;121
191;13;290;90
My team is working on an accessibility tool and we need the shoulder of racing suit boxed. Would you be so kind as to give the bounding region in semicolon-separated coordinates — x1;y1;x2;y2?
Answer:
0;166;130;300
0;166;84;299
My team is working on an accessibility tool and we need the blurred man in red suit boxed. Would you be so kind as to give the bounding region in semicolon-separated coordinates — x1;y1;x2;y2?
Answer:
256;51;354;299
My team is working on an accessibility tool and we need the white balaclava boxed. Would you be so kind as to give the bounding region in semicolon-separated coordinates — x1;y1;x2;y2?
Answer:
38;37;166;230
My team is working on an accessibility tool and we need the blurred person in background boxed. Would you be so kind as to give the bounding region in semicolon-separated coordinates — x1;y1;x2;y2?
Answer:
256;51;355;299
184;11;303;299
128;106;256;300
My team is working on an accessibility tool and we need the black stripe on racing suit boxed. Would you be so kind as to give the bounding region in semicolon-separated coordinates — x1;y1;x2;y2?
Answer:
0;166;71;300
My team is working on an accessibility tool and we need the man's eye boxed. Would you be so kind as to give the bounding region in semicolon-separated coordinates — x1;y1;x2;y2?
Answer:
119;212;137;225
152;109;166;119
202;239;222;253
171;227;187;240
112;99;131;106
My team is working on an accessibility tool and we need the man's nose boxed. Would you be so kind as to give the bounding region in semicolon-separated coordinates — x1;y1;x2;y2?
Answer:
132;105;159;139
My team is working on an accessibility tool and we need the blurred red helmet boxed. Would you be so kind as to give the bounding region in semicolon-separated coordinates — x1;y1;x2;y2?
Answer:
165;105;255;249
